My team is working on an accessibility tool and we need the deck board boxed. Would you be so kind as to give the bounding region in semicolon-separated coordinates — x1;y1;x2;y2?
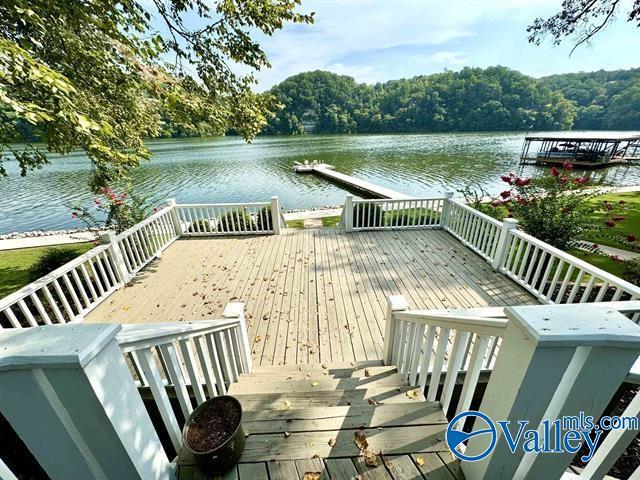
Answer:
86;228;536;365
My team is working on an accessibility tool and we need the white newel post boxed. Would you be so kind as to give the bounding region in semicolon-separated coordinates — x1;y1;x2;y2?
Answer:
223;302;252;373
0;325;174;480
165;198;182;236
462;304;640;480
270;196;281;235
491;218;518;271
440;191;454;228
383;295;409;365
344;195;354;233
99;230;131;284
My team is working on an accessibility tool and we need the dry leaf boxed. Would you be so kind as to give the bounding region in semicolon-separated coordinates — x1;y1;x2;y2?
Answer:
282;400;291;410
328;438;336;447
364;368;371;378
406;389;419;399
303;473;321;480
122;305;131;311
311;381;319;387
255;335;262;343
363;449;379;467
415;455;425;466
284;431;291;438
354;429;369;451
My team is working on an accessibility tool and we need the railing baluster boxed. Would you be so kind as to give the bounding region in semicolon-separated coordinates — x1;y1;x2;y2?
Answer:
418;325;436;391
178;338;206;405
206;333;227;393
427;327;450;401
441;331;471;413
455;334;492;420
194;336;219;397
16;299;37;327
159;343;193;418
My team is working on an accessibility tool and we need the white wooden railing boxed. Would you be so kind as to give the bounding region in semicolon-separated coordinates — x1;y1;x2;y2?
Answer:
384;297;640;480
175;197;281;236
0;197;282;329
0;244;123;328
343;194;445;232
117;302;251;454
0;303;251;480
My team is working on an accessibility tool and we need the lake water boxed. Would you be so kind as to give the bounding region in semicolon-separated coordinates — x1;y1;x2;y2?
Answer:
1;132;639;233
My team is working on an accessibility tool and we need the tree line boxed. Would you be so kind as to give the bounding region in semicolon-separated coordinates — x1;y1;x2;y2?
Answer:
262;67;640;135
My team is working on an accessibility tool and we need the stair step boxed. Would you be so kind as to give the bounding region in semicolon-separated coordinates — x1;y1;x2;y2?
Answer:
242;402;447;435
251;360;384;374
234;385;426;410
239;424;448;462
239;365;398;381
229;373;407;394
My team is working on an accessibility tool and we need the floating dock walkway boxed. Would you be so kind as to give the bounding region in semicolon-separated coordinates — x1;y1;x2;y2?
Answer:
296;163;412;200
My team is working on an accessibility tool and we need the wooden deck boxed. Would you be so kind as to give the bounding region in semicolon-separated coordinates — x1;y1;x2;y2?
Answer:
86;229;536;365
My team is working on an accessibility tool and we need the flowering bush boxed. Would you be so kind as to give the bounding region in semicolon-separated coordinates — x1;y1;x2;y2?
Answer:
72;186;155;234
491;162;595;250
623;258;640;286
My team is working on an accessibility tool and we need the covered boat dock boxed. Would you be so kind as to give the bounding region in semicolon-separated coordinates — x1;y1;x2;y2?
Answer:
520;131;640;168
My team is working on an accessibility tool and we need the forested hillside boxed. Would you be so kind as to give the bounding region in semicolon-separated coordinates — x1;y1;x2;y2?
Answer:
263;67;640;135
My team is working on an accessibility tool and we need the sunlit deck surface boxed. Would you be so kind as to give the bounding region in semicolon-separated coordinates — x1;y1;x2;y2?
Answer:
86;229;536;365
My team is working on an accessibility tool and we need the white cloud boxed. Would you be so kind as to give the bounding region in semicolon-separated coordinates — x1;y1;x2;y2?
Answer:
420;51;469;65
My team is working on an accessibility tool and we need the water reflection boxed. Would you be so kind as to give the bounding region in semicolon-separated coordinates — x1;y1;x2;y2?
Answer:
1;132;639;233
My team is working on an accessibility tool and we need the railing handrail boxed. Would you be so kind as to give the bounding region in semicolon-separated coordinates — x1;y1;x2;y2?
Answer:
510;229;640;296
0;244;111;309
394;311;508;335
352;196;445;204
175;202;271;208
117;319;240;352
114;205;174;241
449;199;503;227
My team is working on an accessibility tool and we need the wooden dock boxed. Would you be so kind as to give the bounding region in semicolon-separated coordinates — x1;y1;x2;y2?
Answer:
308;165;412;199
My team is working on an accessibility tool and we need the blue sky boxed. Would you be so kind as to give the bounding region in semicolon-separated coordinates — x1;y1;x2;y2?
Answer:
243;0;639;90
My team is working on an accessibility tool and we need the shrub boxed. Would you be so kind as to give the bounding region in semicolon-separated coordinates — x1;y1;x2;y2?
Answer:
255;206;273;231
353;203;384;228
30;248;80;281
218;209;256;232
187;219;214;233
72;186;155;234
492;164;595;250
623;258;640;286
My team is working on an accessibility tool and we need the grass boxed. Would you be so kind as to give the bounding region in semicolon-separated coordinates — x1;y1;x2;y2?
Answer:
569;249;628;279
322;215;341;227
285;219;305;228
0;243;94;298
582;191;640;253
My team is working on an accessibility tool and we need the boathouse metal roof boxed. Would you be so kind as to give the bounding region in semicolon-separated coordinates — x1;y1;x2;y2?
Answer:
525;131;640;142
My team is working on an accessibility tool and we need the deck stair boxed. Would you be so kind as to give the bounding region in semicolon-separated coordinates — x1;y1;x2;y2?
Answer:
177;360;463;479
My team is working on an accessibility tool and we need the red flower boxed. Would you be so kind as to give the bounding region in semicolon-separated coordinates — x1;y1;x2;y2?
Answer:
593;243;599;249
560;175;569;184
604;203;614;211
610;255;623;263
605;220;616;227
562;161;574;171
562;207;572;213
515;177;531;187
500;174;513;184
573;177;588;185
550;167;559;177
500;190;511;199
612;216;626;221
516;196;528;205
71;212;78;218
627;234;637;242
619;200;626;205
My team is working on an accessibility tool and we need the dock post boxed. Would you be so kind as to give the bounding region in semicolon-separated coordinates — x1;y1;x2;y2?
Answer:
165;198;183;236
344;195;354;232
440;191;454;229
270;196;281;235
491;218;518;271
99;230;131;284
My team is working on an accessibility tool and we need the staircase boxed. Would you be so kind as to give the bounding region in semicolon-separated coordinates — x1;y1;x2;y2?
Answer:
177;361;463;480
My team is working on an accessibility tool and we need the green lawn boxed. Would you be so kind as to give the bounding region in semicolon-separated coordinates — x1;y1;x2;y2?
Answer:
582;191;640;253
569;249;628;279
0;243;94;298
322;215;341;227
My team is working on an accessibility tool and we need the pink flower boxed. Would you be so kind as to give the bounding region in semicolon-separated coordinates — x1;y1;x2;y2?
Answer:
500;174;513;184
605;220;616;228
562;161;574;171
500;190;511;199
627;234;637;242
604;203;614;211
573;177;588;185
610;255;623;263
550;166;559;177
71;212;78;218
515;177;531;187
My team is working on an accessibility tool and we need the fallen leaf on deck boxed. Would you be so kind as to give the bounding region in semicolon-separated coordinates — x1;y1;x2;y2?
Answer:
406;389;419;399
328;438;336;447
311;381;319;387
255;336;262;342
122;305;131;311
416;455;425;466
282;400;291;409
284;431;291;438
302;473;321;480
354;429;369;450
364;368;371;378
363;449;379;467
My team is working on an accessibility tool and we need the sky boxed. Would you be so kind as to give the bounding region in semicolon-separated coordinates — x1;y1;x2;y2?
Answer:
241;0;640;90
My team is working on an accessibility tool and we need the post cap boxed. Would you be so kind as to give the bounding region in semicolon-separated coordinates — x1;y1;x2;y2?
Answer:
503;218;519;227
165;198;177;206
223;302;245;318
388;295;409;311
445;191;455;198
0;324;122;371
98;230;116;243
505;304;640;349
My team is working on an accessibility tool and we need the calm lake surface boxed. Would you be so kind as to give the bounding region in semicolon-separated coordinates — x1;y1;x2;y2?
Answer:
2;132;639;233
